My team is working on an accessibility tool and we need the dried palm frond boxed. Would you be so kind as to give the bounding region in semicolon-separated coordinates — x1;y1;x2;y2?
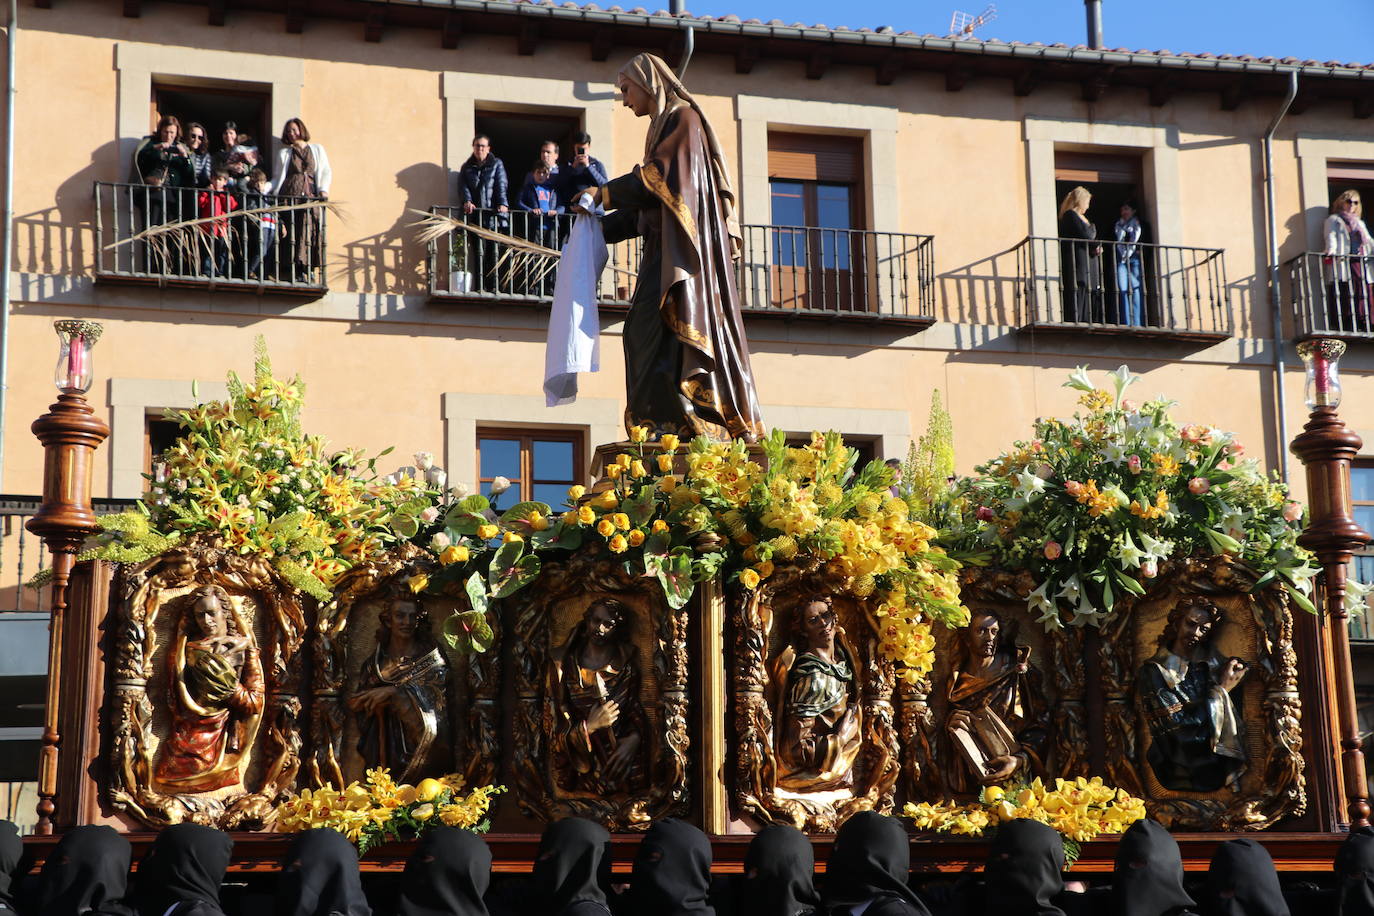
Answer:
105;199;343;251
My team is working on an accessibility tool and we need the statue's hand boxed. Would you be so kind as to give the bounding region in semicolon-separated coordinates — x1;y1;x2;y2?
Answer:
347;687;396;715
947;709;974;733
1219;657;1247;692
981;754;1019;784
604;732;641;784
585;700;620;733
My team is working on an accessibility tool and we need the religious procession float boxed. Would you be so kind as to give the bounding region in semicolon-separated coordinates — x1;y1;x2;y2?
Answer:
17;52;1371;876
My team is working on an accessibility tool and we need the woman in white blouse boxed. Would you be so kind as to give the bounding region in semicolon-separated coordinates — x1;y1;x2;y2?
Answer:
1323;189;1373;331
270;117;331;282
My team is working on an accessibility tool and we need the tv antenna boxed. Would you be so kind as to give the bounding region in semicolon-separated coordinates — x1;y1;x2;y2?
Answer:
949;3;997;38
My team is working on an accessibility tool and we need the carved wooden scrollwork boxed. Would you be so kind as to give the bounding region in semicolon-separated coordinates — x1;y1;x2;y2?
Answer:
731;559;899;833
509;547;689;830
104;535;306;829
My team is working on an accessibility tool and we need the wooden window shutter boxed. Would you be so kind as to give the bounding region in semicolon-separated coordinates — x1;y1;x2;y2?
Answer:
1053;151;1143;184
768;132;863;184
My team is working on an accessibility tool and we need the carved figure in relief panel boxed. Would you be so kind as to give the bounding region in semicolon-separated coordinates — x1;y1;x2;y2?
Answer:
1137;597;1246;793
154;585;265;792
549;598;652;795
769;595;862;791
347;584;450;784
944;609;1049;791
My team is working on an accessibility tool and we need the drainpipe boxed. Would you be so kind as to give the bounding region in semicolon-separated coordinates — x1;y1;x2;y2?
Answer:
1084;0;1103;50
670;0;694;78
1265;69;1298;483
0;0;16;492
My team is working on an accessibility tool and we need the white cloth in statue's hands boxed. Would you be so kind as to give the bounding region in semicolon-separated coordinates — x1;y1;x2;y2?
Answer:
544;212;607;407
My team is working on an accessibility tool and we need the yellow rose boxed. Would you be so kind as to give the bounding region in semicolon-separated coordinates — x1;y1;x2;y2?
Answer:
415;778;445;802
609;534;629;553
739;568;761;589
607;464;623;480
502;531;523;543
630;460;647;478
577;505;596;525
477;523;499;539
629;425;649;443
628;529;646;547
612;512;631;530
598;491;619;509
568;484;587;501
657;453;675;473
616;453;634;469
651;519;670;534
658;475;679;493
407;573;430;594
411;803;435;821
439;545;469;566
660;434;680;451
529;512;550;531
597;519;616;537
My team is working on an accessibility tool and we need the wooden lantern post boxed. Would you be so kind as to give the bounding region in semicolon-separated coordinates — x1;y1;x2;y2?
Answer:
1290;338;1372;829
25;319;109;834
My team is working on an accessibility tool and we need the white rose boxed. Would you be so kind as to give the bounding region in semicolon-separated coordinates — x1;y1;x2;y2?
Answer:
449;482;470;500
415;452;435;470
420;507;439;524
431;531;452;550
490;476;512;497
426;467;448;490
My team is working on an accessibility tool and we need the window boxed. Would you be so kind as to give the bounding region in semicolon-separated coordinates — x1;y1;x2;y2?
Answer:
472;109;582;202
153;79;271;161
1328;161;1374;228
1352;462;1374;639
145;413;184;477
476;429;584;507
766;133;865;312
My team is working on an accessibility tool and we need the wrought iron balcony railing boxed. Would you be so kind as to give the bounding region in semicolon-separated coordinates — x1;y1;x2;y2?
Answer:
1287;251;1374;339
1014;236;1232;341
426;207;936;322
94;181;327;291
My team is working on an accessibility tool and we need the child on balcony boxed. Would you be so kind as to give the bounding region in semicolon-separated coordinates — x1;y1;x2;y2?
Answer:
243;168;279;280
197;169;239;278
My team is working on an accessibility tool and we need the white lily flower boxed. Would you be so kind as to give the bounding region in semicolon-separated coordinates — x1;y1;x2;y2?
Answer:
1115;532;1147;569
1026;580;1056;617
1056;575;1082;604
1139;532;1174;560
1013;470;1047;501
1070;594;1101;627
1099;443;1128;465
1064;365;1096;392
1108;364;1140;402
1345;580;1374;617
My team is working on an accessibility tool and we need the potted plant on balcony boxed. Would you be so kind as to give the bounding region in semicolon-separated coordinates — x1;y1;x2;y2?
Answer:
448;226;472;294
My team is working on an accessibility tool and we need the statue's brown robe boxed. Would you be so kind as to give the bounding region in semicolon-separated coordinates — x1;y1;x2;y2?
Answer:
602;106;765;442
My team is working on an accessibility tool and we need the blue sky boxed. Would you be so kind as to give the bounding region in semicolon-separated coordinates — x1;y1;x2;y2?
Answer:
684;0;1374;65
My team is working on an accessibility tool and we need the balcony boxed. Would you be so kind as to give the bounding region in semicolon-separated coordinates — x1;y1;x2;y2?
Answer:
425;207;935;326
93;181;327;293
1014;236;1232;343
1287;251;1374;340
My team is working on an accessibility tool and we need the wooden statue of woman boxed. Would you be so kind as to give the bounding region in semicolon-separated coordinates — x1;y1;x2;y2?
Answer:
582;52;765;442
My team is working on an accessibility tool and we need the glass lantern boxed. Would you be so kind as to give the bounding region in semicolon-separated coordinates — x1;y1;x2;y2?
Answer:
1297;338;1346;410
53;319;104;394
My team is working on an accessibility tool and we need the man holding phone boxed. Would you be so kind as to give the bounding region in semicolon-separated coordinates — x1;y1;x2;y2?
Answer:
559;131;609;208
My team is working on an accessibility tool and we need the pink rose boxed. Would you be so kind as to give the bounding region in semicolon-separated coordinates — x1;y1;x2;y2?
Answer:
976;506;996;521
1188;477;1210;495
1127;455;1142;474
1283;501;1303;523
1043;541;1062;560
1064;480;1084;497
1140;560;1158;578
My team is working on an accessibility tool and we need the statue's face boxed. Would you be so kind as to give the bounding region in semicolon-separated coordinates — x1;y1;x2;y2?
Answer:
192;594;228;639
587;603;620;647
798;601;836;648
1177;606;1214;651
969;612;999;658
390;600;420;640
616;73;654;118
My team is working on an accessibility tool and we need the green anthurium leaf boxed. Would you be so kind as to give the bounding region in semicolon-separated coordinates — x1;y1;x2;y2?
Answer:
444;508;486;536
532;522;583;551
488;541;541;599
459;494;491;514
499;501;554;528
390;513;420;539
657;548;696;610
441;609;494;654
643;530;671;558
623;485;657;529
463;571;489;615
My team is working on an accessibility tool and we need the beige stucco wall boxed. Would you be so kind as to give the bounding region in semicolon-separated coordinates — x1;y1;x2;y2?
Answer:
3;0;1372;508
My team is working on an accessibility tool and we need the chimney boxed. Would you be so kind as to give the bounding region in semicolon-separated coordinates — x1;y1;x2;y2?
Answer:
1085;0;1104;50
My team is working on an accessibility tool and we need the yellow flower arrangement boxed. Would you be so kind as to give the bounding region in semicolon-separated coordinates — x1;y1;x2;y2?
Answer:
275;767;505;855
903;776;1146;864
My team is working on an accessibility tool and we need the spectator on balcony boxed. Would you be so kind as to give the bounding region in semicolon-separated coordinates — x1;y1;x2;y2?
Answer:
185;122;212;188
271;117;331;283
1324;189;1374;332
197;169;239;277
134;115;195;189
1114;200;1144;326
243;167;279;280
520;144;567;234
560;131;608;206
1058;186;1101;323
459;134;510;290
214;121;259;193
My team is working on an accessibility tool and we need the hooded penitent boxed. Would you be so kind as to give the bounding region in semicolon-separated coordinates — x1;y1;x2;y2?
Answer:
136;822;233;916
0;820;21;913
1200;839;1289;916
1337;827;1374;916
32;824;136;916
532;818;613;916
1109;819;1197;916
627;819;715;916
274;828;372;916
396;827;492;916
739;824;819;916
982;818;1066;916
823;811;930;916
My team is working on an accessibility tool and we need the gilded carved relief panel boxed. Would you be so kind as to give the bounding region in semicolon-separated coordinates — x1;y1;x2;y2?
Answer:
732;559;899;832
105;538;306;829
509;548;689;830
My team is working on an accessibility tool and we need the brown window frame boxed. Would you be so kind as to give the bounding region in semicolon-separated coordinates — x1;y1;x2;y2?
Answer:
475;428;585;504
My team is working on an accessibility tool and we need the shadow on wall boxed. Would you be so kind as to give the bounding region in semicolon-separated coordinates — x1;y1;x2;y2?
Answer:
935;245;1023;327
339;161;447;296
15;139;125;277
